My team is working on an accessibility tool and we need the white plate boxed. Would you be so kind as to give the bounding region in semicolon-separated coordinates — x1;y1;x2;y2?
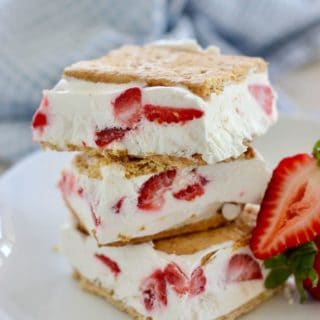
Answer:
0;115;320;320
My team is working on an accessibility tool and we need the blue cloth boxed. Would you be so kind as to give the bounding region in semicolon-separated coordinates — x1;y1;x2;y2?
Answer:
1;0;320;161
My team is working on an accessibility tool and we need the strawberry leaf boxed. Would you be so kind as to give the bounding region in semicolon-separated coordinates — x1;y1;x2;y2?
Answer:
265;268;291;289
313;140;320;162
263;241;318;302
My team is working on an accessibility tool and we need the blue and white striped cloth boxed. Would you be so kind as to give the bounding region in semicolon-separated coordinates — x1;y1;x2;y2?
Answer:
1;0;320;162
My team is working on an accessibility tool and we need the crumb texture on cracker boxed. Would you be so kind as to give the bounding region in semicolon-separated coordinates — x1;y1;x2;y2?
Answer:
64;44;267;98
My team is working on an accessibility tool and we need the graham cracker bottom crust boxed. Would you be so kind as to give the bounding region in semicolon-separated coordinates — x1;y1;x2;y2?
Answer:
73;270;279;320
64;196;228;247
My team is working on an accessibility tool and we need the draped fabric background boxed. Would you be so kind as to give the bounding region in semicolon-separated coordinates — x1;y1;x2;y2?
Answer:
1;0;320;162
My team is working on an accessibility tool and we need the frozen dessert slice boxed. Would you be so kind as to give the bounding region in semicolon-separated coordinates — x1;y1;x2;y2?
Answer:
60;205;278;320
32;41;277;164
59;147;270;246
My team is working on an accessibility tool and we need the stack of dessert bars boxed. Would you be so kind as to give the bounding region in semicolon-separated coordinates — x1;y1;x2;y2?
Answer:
32;41;278;320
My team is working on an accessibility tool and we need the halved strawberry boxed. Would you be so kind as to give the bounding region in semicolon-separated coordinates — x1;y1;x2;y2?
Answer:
95;127;129;147
113;87;142;127
95;253;121;276
304;237;320;300
137;170;176;211
144;104;204;124
250;154;320;260
226;253;263;282
173;173;208;201
248;84;274;116
189;267;206;296
140;269;167;311
164;263;189;295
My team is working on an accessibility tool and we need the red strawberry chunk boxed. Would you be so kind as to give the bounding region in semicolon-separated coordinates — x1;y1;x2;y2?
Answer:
77;187;84;197
250;154;320;260
32;112;47;130
95;253;121;276
144;104;204;124
226;254;263;282
95;127;129;147
138;170;176;211
58;172;76;195
189;267;206;296
173;183;205;201
164;263;206;296
164;263;189;295
41;96;49;108
304;238;320;300
141;269;167;311
113;87;142;127
112;197;125;214
32;96;50;132
248;84;274;116
90;204;101;227
173;173;208;201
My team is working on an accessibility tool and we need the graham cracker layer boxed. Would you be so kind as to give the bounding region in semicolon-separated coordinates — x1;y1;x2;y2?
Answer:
64;44;266;99
153;206;256;255
71;146;254;180
73;270;278;320
65;195;228;247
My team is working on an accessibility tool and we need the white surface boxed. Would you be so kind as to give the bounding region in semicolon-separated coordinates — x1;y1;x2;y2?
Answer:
0;115;320;319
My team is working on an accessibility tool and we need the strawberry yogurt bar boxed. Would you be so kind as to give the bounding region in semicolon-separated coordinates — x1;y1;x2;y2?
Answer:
60;205;277;320
59;147;270;246
32;41;277;164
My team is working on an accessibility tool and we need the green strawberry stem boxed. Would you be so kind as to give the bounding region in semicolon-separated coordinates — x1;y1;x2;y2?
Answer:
313;140;320;162
264;242;318;303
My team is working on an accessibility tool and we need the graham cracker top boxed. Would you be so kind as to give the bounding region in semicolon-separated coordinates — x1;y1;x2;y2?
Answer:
64;43;267;98
154;204;258;255
73;147;255;180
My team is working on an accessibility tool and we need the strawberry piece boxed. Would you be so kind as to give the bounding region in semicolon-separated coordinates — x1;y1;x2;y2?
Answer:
248;84;274;116
112;197;125;214
226;254;263;282
304;238;320;300
173;173;208;201
32;96;49;131
250;154;320;260
164;263;189;295
32;112;47;130
140;269;167;311
113;87;142;127
144;104;204;124
77;187;84;197
138;170;176;211
189;267;206;295
95;253;121;276
164;263;206;296
90;204;101;227
58;172;76;195
95;127;129;147
41;96;49;108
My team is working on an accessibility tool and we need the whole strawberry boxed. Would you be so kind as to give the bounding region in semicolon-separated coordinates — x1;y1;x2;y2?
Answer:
250;140;320;302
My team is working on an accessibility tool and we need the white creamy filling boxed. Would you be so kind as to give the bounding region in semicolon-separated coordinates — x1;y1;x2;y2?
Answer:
33;71;277;163
59;222;267;320
62;150;270;245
